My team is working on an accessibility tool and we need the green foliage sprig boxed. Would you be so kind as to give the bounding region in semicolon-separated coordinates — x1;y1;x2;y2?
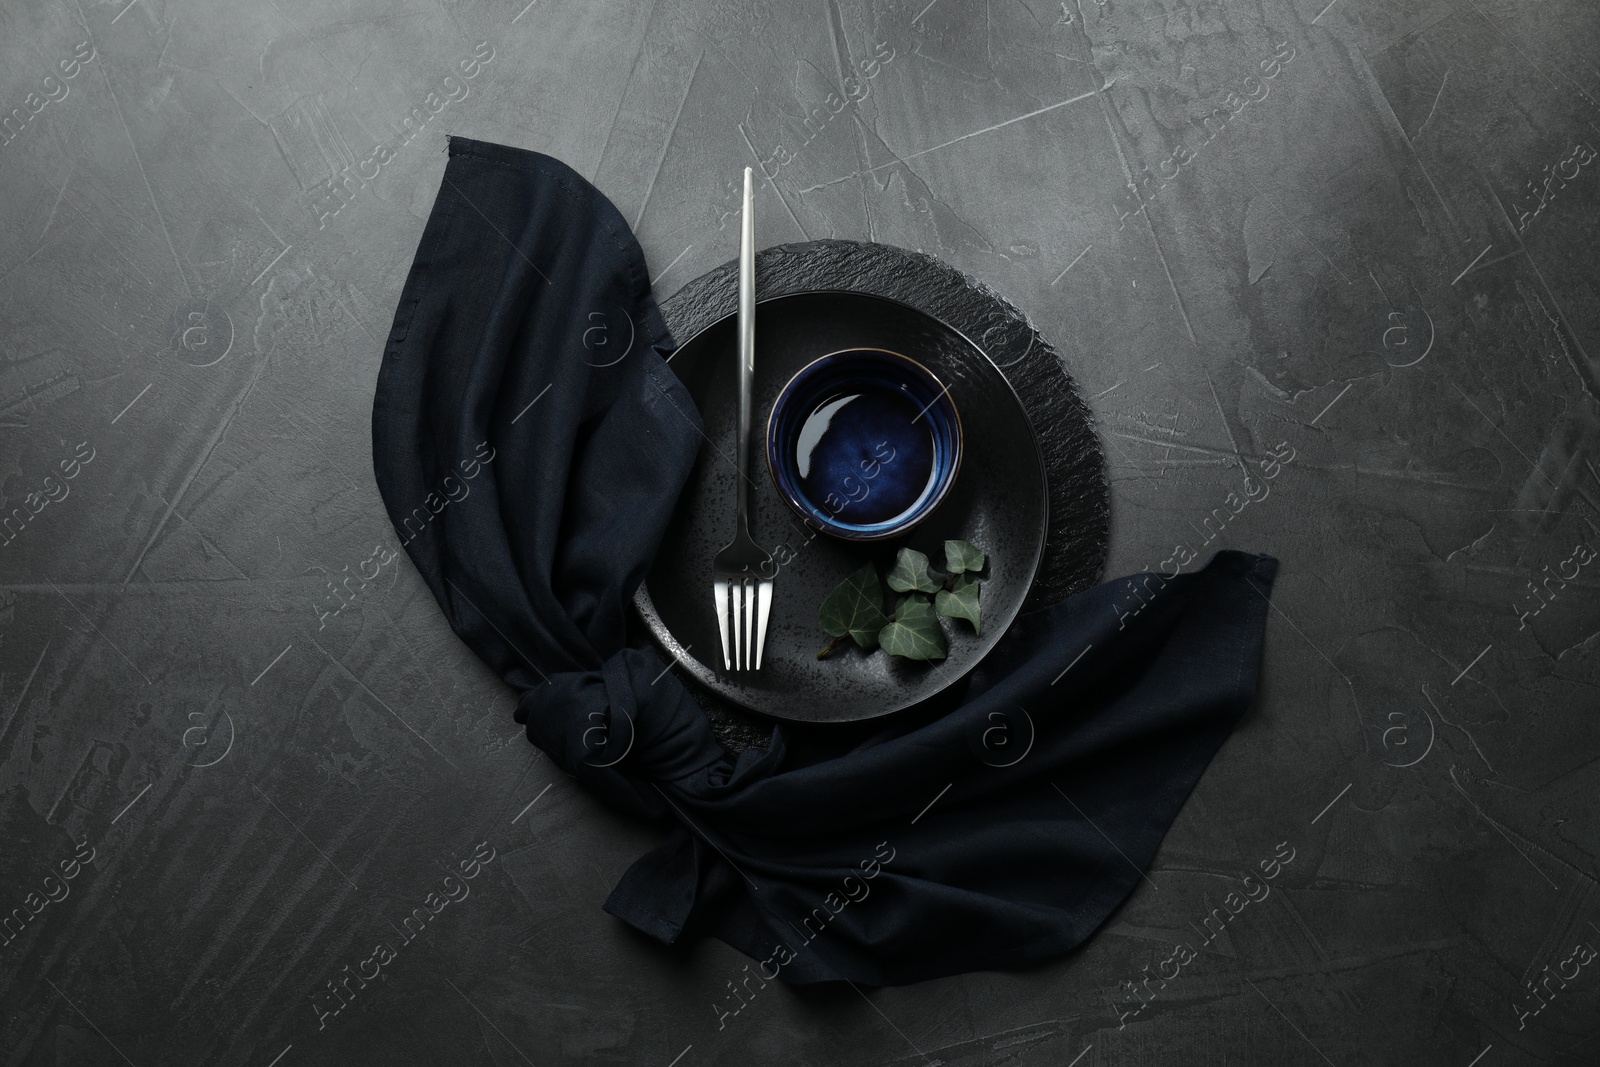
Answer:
818;541;988;662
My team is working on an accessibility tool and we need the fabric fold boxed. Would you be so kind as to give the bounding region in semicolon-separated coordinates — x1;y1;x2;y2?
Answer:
371;136;1279;987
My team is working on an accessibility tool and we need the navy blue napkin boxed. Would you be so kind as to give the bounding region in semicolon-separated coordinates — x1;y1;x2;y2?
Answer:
372;136;1278;987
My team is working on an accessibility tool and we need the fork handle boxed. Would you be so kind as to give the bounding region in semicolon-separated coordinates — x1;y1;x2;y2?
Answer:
736;166;755;534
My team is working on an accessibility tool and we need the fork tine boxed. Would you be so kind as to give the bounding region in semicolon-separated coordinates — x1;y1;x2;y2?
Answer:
732;580;745;671
754;580;772;670
738;581;750;670
743;579;757;670
734;582;745;670
713;581;732;670
732;579;742;671
743;580;756;670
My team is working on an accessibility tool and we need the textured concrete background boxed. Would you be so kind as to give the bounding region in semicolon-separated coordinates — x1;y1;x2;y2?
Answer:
2;0;1598;1064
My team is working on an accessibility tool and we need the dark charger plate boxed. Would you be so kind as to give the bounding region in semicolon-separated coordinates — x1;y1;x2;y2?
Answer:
634;290;1047;724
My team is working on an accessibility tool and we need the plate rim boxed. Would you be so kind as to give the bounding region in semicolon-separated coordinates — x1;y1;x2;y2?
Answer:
633;286;1050;724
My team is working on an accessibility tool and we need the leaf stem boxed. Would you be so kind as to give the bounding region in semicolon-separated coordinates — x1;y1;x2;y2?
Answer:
817;634;850;660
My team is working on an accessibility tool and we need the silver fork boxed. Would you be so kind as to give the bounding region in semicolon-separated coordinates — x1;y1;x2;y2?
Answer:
712;167;774;671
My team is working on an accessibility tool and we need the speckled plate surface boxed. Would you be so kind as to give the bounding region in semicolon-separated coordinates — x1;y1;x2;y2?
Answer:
634;290;1047;723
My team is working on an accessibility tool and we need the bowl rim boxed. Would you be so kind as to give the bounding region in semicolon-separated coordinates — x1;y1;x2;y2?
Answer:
764;345;965;542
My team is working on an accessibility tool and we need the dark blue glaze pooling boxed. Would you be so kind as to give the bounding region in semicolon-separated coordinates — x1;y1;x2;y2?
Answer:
797;390;934;525
767;349;961;540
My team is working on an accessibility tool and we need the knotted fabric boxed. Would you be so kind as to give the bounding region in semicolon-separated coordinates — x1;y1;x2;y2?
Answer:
372;136;1279;986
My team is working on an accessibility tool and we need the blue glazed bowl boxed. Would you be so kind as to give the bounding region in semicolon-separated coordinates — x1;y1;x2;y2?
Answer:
766;348;963;541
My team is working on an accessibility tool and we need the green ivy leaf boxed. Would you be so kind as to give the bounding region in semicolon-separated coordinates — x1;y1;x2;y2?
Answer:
886;547;942;594
894;594;938;622
935;573;982;634
944;539;987;575
878;594;948;661
818;563;888;652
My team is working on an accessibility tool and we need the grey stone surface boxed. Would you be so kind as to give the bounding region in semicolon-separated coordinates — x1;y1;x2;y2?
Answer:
1;0;1597;1064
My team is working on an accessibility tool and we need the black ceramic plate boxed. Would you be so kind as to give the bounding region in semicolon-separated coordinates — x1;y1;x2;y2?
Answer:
634;291;1047;724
